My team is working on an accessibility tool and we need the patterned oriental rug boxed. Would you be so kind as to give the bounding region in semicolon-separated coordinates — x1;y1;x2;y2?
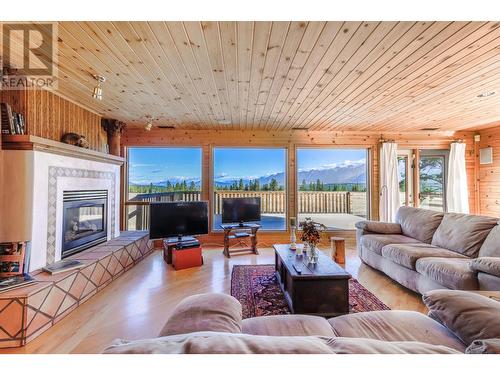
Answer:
231;265;389;319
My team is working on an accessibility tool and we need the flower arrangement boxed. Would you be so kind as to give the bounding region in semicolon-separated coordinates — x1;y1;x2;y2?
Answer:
300;218;326;246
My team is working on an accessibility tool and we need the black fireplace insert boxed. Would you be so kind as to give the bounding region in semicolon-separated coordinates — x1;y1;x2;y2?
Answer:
62;190;108;258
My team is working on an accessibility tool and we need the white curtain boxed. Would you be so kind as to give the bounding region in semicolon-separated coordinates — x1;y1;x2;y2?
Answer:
447;142;469;214
379;142;400;222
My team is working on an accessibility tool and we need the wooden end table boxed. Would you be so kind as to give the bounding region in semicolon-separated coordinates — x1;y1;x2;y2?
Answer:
330;236;346;264
274;244;351;317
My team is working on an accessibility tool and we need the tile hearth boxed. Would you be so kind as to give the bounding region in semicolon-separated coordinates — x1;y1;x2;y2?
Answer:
0;231;152;348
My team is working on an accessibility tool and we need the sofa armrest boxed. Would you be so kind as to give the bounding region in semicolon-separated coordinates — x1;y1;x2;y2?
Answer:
355;220;402;235
159;293;243;337
469;257;500;278
423;290;500;346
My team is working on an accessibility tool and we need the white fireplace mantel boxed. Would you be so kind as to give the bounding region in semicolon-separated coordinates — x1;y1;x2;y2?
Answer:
0;138;123;271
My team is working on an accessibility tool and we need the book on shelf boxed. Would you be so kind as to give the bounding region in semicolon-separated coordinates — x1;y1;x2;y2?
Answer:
0;103;26;135
0;274;36;293
42;259;85;275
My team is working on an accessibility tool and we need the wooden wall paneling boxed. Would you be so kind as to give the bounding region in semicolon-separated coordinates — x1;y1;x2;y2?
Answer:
477;126;500;217
122;128;478;229
1;90;106;152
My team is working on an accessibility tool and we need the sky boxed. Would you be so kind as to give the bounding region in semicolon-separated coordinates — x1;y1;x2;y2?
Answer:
128;147;202;185
297;148;367;171
213;148;286;180
129;147;367;185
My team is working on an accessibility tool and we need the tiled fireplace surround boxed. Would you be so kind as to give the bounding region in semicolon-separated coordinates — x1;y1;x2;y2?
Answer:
0;147;153;348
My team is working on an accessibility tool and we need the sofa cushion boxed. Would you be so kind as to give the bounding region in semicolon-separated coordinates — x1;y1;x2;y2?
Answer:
423;290;500;346
242;315;336;337
102;332;462;354
431;213;498;257
465;339;500;354
381;243;467;270
360;234;420;255
104;332;337;354
395;206;444;243
355;221;402;235
327;310;465;352
416;258;478;290
158;293;242;337
469;257;500;278
479;225;500;257
326;337;462;354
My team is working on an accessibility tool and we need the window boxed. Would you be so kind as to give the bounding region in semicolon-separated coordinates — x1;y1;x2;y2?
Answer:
126;147;202;230
418;150;449;212
296;148;369;230
397;150;413;207
212;148;287;231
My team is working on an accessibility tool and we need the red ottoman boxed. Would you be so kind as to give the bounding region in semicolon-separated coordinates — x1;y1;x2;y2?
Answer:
172;247;203;270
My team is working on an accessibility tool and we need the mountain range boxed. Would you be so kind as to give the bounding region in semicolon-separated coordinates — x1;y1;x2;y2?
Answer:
130;161;366;187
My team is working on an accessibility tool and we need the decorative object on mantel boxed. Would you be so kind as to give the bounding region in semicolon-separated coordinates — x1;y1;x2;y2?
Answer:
61;132;90;148
101;118;126;156
289;217;297;250
42;259;84;275
299;218;326;264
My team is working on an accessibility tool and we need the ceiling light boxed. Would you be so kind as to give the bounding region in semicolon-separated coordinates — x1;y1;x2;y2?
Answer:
145;116;153;131
92;75;106;100
477;91;496;98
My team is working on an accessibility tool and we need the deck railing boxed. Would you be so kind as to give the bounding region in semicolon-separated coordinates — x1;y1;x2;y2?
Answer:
126;190;367;230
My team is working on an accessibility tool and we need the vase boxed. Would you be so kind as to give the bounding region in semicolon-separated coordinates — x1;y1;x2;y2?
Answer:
290;225;297;250
308;243;319;264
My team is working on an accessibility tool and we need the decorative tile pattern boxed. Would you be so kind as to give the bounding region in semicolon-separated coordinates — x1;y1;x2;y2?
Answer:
0;232;153;348
46;167;117;265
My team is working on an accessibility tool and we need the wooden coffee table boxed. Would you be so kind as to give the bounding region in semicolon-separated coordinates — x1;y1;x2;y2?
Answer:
274;244;351;317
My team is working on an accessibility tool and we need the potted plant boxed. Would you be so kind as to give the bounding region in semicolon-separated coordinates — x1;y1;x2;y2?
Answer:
299;218;326;264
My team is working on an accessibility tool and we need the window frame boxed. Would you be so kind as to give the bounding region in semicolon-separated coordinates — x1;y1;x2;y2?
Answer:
417;149;450;212
210;145;289;233
123;145;204;231
294;145;372;230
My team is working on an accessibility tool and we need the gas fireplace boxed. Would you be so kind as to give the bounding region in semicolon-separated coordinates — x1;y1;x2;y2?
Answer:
62;190;108;258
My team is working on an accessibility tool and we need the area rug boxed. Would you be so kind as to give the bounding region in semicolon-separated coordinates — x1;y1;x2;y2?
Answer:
230;264;389;319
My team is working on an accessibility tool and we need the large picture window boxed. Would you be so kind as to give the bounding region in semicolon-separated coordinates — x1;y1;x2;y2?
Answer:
296;148;369;230
126;147;202;230
212;148;287;231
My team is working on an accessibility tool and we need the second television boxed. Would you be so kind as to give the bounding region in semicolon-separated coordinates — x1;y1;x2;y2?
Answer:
222;197;261;226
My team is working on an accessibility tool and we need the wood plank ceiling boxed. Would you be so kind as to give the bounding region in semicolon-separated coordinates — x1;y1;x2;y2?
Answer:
34;22;500;130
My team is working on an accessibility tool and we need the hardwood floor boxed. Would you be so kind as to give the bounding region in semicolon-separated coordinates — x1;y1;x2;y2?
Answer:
0;241;425;354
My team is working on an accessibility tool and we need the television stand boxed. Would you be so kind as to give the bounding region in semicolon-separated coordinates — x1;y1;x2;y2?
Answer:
220;223;261;258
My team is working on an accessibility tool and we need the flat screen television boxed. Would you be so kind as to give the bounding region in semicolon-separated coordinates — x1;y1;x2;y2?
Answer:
149;201;208;240
222;197;261;225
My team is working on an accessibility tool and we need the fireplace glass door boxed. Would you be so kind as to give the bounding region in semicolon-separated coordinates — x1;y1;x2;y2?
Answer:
62;191;108;257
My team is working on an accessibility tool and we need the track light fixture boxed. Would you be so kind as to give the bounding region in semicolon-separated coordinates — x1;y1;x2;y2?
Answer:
92;75;106;100
145;116;153;131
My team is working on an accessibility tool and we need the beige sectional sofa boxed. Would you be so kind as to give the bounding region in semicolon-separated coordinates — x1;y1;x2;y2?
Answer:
103;291;500;354
356;206;500;293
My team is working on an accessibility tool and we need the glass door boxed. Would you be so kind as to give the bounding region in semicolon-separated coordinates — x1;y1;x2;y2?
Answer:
397;150;413;207
418;150;448;212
